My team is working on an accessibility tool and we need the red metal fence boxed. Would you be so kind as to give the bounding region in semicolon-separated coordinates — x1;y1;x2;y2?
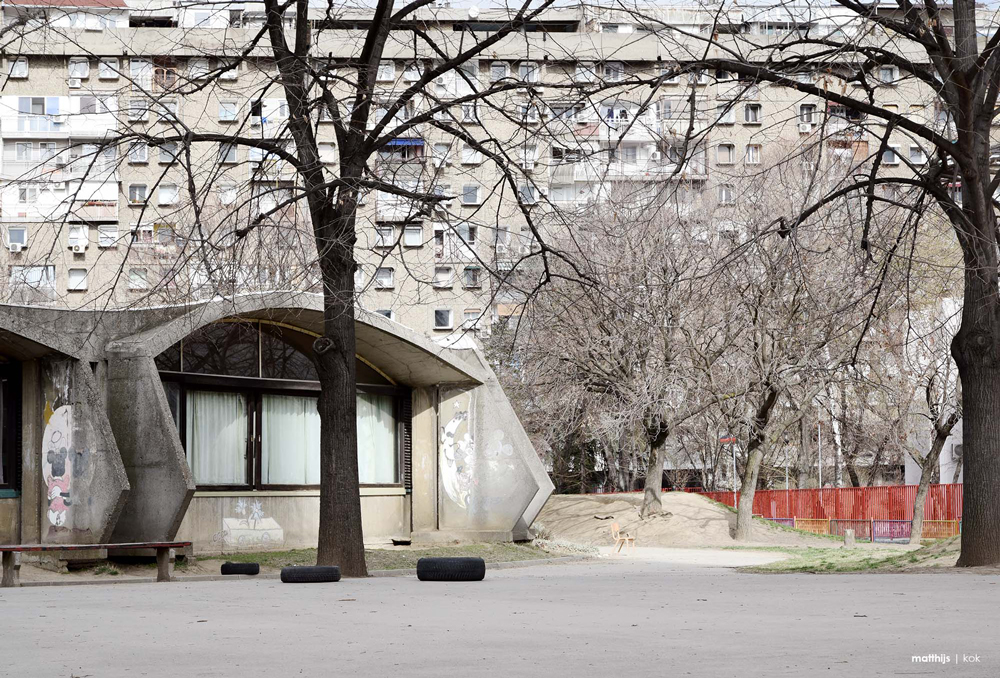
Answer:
682;484;963;521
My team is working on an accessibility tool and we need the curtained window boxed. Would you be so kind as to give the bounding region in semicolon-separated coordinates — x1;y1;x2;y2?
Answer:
185;391;247;485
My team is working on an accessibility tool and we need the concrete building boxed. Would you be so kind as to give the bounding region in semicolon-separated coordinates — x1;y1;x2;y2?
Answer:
0;293;553;553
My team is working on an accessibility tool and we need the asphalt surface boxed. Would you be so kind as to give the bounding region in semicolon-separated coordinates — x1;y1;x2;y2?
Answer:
1;549;995;677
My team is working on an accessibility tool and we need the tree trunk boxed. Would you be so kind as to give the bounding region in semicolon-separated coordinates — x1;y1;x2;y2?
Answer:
798;415;811;489
314;265;368;576
909;454;938;545
951;237;1000;566
734;443;766;540
846;455;861;487
640;423;669;518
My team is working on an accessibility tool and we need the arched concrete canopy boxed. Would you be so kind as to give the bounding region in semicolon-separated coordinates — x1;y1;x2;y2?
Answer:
106;292;488;387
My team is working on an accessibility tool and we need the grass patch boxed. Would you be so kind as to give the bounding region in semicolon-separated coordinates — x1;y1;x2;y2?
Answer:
741;537;961;573
213;542;556;571
94;564;121;576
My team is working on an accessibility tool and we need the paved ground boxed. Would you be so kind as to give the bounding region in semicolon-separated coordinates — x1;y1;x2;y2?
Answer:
2;548;995;677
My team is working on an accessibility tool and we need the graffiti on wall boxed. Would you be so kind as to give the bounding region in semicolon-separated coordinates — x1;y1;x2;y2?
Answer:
43;405;74;527
212;498;285;550
441;395;476;511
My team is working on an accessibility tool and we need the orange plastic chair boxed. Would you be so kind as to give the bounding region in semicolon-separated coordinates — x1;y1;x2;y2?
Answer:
611;522;635;554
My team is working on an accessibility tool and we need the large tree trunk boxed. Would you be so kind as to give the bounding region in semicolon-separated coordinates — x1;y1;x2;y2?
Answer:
314;250;368;577
951;193;1000;566
640;422;669;518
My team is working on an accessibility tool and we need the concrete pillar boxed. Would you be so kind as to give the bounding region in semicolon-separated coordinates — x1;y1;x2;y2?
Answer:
410;387;437;532
19;360;41;545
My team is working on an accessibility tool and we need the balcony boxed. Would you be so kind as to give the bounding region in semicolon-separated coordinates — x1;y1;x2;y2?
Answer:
1;113;118;139
549;156;707;182
599;118;659;143
1;159;117;182
67;200;118;222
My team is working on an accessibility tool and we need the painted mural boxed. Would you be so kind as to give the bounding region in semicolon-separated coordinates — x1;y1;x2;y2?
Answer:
440;395;475;511
213;498;285;550
43;405;74;528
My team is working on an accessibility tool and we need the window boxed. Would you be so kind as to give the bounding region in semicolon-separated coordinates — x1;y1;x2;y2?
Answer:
464;267;481;288
219;101;237;122
433;266;453;288
745;144;761;165
15;143;31;161
132;224;154;244
10;265;54;289
156;321;403;487
403;225;423;247
717;104;735;125
67;268;87;291
882;146;899;165
744;103;762;124
189;57;210;79
490;61;509;81
519;104;539;124
68;225;87;248
575;62;596;83
219;59;238;80
98;225;117;247
219;184;237;205
403;62;422;81
128;98;149;121
434;309;453;329
158;100;179;123
128;142;148;164
130;58;152;87
461;103;478;123
463;309;480;327
128;184;147;204
7;226;27;247
519;61;539;83
375;225;394;248
219;143;237;164
717;143;735;164
18;187;38;204
602;62;624;82
462;184;481;205
79;95;114;114
159;184;179;205
39;143;56;161
519;184;536;204
375;309;394;320
8;57;27;79
159;142;179;163
878;66;898;84
799;104;816;124
376;60;395;82
910;145;927;164
319;143;337;164
68;57;89;79
354;266;365;287
374;267;394;289
718;184;735;204
461;145;482;165
128;267;148;290
153;66;178;90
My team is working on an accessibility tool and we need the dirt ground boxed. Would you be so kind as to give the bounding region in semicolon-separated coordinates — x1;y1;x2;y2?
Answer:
535;492;848;548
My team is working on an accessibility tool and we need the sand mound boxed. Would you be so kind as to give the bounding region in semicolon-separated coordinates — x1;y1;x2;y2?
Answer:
536;492;832;548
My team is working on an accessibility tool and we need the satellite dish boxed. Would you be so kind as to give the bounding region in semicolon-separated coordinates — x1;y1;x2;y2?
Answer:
468;6;480;19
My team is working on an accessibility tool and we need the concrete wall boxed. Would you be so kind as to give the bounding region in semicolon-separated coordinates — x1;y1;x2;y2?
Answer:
176;489;410;554
107;345;195;543
0;497;18;543
30;358;129;544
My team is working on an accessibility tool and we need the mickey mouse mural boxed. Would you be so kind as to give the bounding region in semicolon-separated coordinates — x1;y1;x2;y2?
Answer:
42;405;74;529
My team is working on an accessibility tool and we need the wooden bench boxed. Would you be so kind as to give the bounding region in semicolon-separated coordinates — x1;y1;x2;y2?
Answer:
0;542;192;587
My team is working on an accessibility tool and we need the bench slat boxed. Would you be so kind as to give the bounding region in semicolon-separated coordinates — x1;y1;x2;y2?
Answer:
0;542;191;552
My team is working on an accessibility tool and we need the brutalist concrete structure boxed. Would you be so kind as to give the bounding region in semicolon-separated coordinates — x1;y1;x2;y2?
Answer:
0;292;552;554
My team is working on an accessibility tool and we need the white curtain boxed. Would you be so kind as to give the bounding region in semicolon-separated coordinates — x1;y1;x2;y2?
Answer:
186;391;247;484
357;393;396;484
261;394;321;485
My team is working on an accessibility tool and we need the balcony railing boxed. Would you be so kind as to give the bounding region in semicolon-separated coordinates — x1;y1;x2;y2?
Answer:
67;201;118;222
1;159;117;181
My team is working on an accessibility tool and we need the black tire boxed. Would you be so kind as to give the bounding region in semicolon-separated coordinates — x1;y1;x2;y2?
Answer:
221;562;259;576
280;565;341;583
416;557;486;582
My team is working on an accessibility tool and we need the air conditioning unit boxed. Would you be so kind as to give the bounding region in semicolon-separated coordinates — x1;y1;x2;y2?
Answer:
8;242;23;253
520;161;535;172
72;244;86;254
798;122;813;133
650;150;662;161
68;78;82;89
54;155;67;166
52;114;68;124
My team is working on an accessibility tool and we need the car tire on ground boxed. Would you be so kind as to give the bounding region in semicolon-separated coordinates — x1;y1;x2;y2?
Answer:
416;557;486;581
280;565;341;583
221;562;260;576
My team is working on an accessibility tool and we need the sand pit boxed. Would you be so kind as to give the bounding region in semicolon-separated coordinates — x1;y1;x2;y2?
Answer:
536;492;834;548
